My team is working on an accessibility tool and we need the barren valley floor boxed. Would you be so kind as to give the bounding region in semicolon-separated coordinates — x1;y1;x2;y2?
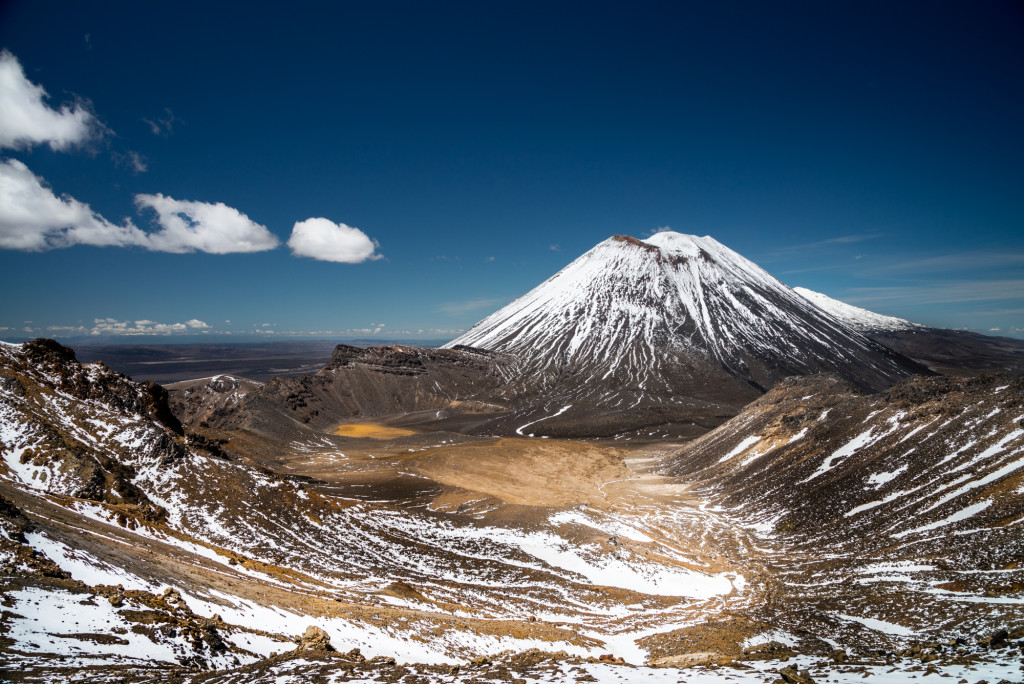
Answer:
3;425;1023;682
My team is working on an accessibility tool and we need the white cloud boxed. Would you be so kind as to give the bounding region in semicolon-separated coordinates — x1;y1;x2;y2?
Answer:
287;218;381;263
113;150;148;174
1;160;283;255
185;319;209;329
89;317;201;336
135;193;279;254
646;225;674;237
0;50;100;151
0;158;147;251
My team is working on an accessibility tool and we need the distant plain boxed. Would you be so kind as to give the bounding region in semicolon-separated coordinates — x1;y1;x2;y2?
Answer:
69;340;445;384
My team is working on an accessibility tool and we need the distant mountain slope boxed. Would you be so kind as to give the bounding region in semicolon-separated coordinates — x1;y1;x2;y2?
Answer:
793;287;921;332
870;328;1024;377
441;232;927;436
794;287;1024;376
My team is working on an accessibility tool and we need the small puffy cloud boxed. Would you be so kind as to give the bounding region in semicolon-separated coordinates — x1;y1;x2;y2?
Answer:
288;218;381;264
0;50;101;151
0;158;147;250
185;319;209;329
134;193;279;254
645;225;673;237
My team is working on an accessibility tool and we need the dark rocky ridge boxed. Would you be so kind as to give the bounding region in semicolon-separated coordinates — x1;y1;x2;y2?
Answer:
868;327;1024;377
180;344;514;440
0;341;200;523
21;338;183;435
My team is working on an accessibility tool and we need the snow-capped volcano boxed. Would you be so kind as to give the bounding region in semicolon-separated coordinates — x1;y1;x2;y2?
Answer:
793;286;921;332
446;232;926;416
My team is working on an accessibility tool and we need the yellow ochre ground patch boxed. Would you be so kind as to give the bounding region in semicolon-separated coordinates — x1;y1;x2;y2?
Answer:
332;423;417;439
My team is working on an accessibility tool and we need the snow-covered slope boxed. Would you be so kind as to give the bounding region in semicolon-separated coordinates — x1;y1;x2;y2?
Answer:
665;372;1024;645
793;287;920;332
447;233;924;412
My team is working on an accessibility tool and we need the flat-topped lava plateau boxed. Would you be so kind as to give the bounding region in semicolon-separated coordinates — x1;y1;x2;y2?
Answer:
2;232;1022;683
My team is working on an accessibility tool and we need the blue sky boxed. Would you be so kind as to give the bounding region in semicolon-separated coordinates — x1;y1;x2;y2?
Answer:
0;0;1021;342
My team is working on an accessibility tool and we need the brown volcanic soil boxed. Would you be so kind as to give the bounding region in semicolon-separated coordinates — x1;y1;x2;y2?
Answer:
405;437;632;507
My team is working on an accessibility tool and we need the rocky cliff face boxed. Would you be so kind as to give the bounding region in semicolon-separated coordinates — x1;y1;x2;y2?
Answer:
0;339;186;517
175;344;511;440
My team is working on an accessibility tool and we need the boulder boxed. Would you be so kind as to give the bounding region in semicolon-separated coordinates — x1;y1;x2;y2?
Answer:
295;625;334;651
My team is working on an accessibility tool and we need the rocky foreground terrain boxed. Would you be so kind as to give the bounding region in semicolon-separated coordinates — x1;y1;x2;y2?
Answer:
1;338;1022;682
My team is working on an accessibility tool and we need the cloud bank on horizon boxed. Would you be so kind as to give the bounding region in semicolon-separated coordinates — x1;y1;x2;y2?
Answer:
0;50;379;263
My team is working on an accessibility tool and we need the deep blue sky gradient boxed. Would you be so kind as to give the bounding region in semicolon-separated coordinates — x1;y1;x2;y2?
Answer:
1;1;1022;340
